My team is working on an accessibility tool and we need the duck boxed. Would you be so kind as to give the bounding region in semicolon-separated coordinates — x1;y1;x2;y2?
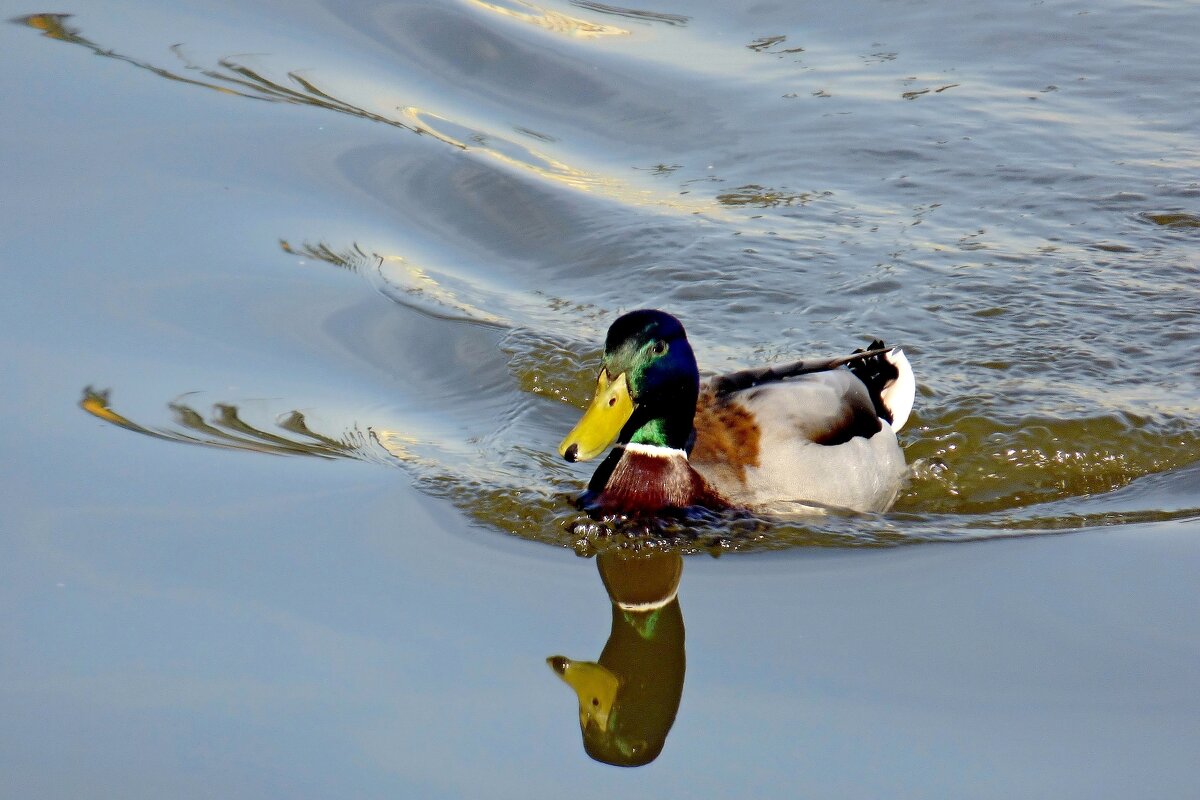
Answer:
558;309;914;515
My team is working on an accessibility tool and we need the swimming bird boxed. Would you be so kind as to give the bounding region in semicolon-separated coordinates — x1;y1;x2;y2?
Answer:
558;309;914;514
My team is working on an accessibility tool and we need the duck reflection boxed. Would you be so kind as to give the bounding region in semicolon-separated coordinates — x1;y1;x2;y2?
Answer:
548;549;685;767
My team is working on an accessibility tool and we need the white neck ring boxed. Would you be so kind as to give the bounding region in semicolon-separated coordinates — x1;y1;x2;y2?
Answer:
623;442;688;459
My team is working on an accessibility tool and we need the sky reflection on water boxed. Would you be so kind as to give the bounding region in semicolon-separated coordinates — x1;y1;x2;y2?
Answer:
3;0;1200;794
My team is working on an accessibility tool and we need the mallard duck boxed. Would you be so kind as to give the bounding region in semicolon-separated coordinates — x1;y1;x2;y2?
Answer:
559;309;914;514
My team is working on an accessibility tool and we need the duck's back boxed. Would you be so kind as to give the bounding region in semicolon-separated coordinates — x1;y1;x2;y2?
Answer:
690;370;907;513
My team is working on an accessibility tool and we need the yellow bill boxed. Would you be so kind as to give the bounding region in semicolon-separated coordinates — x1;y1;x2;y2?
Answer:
547;656;620;732
559;371;635;462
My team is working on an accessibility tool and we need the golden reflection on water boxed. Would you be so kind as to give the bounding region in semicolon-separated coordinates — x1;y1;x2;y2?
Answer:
21;13;79;42
548;549;685;767
11;13;715;215
400;105;627;194
467;0;628;38
376;254;509;327
280;239;513;327
79;387;385;462
11;14;460;135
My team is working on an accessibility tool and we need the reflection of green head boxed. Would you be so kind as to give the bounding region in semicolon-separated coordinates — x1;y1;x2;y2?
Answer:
548;551;686;767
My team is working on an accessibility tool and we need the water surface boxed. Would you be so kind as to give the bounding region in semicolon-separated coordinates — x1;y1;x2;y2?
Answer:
3;0;1199;795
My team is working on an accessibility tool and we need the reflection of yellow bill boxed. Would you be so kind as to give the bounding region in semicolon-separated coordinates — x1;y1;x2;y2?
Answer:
547;656;619;732
80;388;136;428
559;371;634;462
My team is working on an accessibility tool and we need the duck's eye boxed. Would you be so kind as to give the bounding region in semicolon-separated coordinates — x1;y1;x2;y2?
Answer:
651;341;668;357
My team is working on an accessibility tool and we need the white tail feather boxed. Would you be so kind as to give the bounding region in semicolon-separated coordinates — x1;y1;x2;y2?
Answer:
882;348;914;432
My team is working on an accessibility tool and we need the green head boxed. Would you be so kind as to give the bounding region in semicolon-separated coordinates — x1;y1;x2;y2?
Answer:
560;310;700;460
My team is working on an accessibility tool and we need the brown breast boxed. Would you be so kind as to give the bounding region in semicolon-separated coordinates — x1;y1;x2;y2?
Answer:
593;447;727;514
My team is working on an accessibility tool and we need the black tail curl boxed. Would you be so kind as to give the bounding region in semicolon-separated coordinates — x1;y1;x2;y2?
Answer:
847;339;899;425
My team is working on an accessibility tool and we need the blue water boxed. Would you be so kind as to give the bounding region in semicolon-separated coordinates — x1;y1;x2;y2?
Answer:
3;1;1199;795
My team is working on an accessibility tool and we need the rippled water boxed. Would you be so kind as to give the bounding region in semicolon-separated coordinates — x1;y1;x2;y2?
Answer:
4;0;1200;793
